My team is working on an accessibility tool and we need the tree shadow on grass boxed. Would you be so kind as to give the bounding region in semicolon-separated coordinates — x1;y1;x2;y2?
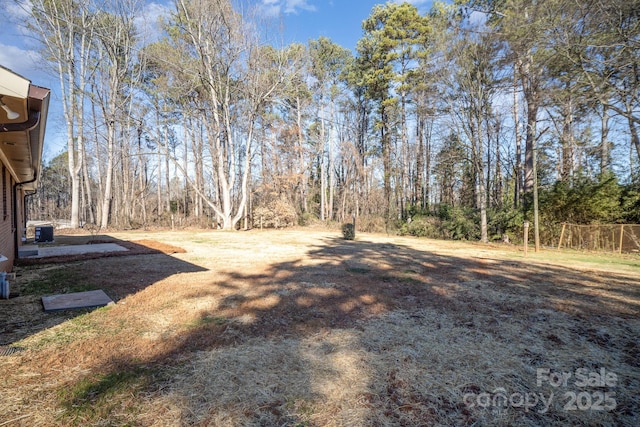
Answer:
172;237;639;425
0;235;207;347
19;234;640;425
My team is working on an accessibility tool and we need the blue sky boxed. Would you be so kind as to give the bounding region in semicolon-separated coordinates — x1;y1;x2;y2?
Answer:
1;0;435;77
0;0;433;158
264;0;432;50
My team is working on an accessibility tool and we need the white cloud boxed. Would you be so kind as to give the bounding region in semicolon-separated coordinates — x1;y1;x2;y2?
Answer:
3;0;32;22
261;4;281;17
284;0;316;14
0;44;41;78
1;0;39;43
259;0;316;17
135;2;172;43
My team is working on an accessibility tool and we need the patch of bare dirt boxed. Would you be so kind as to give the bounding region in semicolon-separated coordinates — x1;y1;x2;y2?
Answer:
124;239;187;254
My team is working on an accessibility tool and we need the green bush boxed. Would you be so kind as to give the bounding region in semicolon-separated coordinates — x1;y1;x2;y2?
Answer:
489;206;525;243
298;212;317;226
395;207;480;241
342;223;355;240
620;185;640;223
437;205;479;240
539;172;623;224
399;215;441;238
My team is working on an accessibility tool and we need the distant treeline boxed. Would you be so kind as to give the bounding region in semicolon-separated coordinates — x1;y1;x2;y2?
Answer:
25;0;639;241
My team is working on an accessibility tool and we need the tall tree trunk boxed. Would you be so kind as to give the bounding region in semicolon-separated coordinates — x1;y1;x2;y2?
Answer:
485;117;492;210
495;121;503;209
600;104;610;174
319;106;327;221
296;96;308;213
523;101;538;195
195;121;204;218
513;69;521;208
164;124;171;213
183;122;189;220
381;106;392;227
71;26;89;229
626;105;640;165
156;117;163;218
425;119;431;211
473;110;488;243
100;110;115;229
231;115;256;228
81;138;95;224
560;92;574;181
328;101;336;221
416;117;424;210
520;54;540;196
137;127;147;225
400;89;409;219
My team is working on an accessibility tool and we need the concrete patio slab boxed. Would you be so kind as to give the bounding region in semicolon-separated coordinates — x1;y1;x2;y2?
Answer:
42;289;114;312
28;243;128;258
18;245;39;257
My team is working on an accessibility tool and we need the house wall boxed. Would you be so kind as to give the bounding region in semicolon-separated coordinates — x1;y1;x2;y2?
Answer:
17;186;26;245
0;163;16;272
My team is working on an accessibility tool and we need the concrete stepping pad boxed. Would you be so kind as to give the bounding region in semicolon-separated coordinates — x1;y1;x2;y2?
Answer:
42;289;114;312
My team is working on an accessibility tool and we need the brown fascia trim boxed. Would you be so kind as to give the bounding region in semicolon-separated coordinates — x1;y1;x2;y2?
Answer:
0;109;40;132
28;85;49;102
0;85;49;132
29;87;50;182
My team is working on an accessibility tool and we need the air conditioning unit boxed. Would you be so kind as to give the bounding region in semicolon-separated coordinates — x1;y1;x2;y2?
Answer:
35;226;54;243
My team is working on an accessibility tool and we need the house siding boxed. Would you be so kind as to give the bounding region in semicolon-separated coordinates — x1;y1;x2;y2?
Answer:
0;163;16;272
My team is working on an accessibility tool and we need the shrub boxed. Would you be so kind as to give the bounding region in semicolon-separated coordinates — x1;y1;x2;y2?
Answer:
539;172;623;225
620;186;640;223
448;209;479;240
253;197;298;228
399;215;441;238
342;223;355;240
357;215;387;233
489;206;524;243
437;204;479;240
298;212;317;226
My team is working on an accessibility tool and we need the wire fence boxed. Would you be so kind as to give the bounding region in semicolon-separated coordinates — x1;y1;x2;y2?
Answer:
556;223;640;254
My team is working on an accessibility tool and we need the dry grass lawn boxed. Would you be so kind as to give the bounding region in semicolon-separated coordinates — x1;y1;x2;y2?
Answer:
0;229;639;426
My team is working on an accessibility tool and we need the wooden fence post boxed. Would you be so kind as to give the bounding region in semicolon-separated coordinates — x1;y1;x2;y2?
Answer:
619;224;624;254
558;223;566;251
523;221;529;257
